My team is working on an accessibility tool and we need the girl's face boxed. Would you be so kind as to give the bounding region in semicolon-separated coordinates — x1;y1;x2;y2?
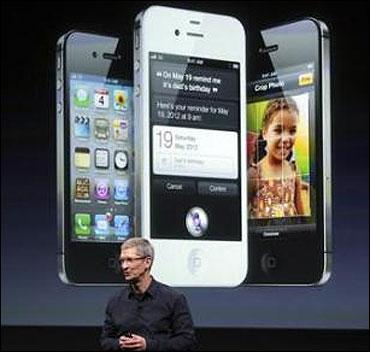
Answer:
263;109;298;162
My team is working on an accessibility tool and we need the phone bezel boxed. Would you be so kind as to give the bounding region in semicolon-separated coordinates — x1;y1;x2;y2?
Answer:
57;30;133;285
134;6;248;287
245;18;331;285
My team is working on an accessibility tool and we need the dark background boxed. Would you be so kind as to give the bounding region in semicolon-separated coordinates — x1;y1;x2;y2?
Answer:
1;1;368;350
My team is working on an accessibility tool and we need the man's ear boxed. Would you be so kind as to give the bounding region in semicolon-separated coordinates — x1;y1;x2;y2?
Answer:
145;256;153;269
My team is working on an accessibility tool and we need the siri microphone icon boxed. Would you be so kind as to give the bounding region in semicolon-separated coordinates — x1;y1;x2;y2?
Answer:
185;207;208;237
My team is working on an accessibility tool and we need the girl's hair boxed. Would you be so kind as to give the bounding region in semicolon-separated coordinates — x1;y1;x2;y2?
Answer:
262;97;299;131
253;97;299;164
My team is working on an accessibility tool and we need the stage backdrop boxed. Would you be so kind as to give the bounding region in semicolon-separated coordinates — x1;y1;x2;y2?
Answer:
1;1;368;329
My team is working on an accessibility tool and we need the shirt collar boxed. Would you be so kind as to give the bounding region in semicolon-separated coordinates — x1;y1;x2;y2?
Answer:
127;276;158;300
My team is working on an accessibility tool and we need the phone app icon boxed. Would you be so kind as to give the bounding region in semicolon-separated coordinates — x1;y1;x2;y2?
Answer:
95;148;110;169
94;118;110;140
74;147;91;169
75;177;90;200
94;88;109;109
114;89;129;111
114;215;130;238
94;178;110;200
74;87;90;108
114;150;129;171
75;213;91;236
113;119;129;141
94;214;110;236
114;179;129;202
74;115;90;138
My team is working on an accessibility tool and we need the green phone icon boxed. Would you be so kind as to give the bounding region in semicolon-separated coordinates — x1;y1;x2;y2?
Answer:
75;213;91;236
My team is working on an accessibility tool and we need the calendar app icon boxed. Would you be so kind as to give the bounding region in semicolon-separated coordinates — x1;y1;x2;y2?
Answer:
94;88;109;109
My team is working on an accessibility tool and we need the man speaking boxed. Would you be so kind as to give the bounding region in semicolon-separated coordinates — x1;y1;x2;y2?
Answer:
100;238;198;351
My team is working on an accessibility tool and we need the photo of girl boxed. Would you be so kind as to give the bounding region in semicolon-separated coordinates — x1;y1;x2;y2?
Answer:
248;96;311;219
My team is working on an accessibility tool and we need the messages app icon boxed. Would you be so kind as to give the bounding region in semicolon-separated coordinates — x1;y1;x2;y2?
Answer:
74;87;90;108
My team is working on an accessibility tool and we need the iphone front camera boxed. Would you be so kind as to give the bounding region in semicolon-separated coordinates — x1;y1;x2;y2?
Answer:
92;51;98;58
175;29;180;36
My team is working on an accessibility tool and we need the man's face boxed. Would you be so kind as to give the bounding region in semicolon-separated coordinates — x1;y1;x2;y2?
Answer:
119;247;151;283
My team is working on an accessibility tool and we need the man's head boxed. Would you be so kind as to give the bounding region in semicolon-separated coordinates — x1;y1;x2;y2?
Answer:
119;238;154;283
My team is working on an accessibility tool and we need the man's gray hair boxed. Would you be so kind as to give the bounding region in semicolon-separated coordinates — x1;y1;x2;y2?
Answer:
121;238;154;260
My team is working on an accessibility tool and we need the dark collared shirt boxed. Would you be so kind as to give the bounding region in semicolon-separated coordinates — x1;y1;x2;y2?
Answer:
100;278;198;351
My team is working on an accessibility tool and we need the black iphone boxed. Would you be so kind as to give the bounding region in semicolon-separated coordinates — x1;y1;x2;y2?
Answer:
246;19;332;285
56;31;134;284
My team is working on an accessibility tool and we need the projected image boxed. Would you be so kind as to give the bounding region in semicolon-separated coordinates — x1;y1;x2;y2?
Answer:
69;74;134;242
149;52;242;241
247;94;311;219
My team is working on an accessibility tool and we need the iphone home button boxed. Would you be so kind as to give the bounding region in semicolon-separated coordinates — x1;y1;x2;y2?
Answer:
261;253;278;273
107;257;120;274
187;248;204;276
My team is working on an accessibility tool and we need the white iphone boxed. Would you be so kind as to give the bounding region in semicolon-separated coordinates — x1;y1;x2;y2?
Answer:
134;6;248;286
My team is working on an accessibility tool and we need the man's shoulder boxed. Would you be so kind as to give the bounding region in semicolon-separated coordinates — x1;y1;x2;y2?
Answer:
153;279;184;299
107;286;129;304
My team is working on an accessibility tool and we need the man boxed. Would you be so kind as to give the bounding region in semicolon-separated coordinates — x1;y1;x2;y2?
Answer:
100;238;198;351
